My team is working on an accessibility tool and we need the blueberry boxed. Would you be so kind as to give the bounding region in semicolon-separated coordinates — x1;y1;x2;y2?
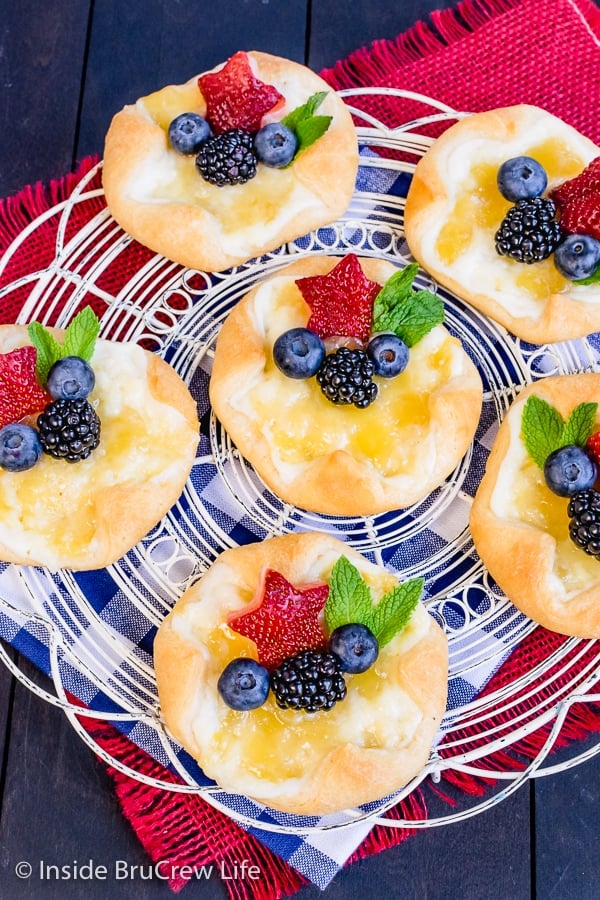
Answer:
330;623;379;674
544;445;597;497
273;328;325;379
253;123;298;168
217;658;270;710
0;424;42;472
168;113;211;155
47;356;95;400
497;156;548;202
554;233;600;281
366;333;409;378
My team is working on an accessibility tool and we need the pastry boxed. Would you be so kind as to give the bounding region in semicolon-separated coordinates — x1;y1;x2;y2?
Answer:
0;313;199;570
102;51;358;272
153;531;448;815
404;105;600;344
470;374;600;637
209;254;483;516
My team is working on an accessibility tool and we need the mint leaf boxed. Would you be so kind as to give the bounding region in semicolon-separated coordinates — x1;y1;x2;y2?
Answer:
562;402;598;447
27;322;63;384
372;263;445;347
281;91;327;131
27;307;100;385
294;115;332;153
324;556;373;635
63;307;100;361
521;395;565;469
280;91;332;160
366;578;423;649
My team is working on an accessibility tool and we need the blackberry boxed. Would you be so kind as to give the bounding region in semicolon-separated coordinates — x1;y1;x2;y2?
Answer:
270;649;347;712
495;197;563;263
37;398;100;462
316;347;378;409
196;129;257;186
568;490;600;560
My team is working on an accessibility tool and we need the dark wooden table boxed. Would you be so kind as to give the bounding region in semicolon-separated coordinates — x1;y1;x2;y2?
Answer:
1;1;600;898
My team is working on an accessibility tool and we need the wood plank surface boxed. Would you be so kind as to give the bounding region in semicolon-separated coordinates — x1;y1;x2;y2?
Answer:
0;0;599;898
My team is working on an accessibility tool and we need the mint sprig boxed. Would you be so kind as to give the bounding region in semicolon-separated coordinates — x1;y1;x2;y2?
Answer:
372;263;445;348
27;307;100;385
521;394;598;469
281;91;332;160
575;265;600;286
324;556;423;649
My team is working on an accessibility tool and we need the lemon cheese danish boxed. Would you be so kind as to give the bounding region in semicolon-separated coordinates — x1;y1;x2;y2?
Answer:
0;312;199;570
209;254;483;516
154;531;448;815
470;374;600;637
103;51;358;272
404;105;600;344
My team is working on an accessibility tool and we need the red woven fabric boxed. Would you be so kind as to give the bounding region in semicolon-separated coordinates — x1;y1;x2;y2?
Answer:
2;1;600;898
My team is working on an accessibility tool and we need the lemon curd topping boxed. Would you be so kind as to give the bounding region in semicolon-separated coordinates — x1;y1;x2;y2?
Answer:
135;83;317;241
435;137;588;299
196;603;429;783
240;279;460;477
0;341;195;563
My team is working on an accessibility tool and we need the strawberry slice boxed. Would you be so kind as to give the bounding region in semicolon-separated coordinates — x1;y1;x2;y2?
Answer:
587;431;600;468
198;51;283;134
295;254;380;343
551;157;600;240
228;568;329;670
0;346;51;429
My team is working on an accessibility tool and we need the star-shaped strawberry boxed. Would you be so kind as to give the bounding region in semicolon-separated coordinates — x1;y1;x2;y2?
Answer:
295;254;380;343
227;568;329;670
198;51;283;134
551;157;600;240
0;346;51;429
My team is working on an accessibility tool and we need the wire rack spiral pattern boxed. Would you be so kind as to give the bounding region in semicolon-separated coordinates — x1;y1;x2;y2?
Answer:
1;88;600;833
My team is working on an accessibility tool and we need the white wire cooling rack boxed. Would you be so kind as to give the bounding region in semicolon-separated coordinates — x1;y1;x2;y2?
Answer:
1;88;600;834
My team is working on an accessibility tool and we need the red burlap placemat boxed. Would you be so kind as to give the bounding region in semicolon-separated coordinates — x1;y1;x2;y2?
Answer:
2;0;600;897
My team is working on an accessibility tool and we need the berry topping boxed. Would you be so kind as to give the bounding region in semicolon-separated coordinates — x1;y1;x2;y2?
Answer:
254;122;298;168
316;347;378;409
330;623;379;674
198;51;283;134
195;129;257;186
296;255;379;343
587;431;600;468
554;233;600;281
270;649;347;712
0;423;42;472
0;346;51;429
228;569;329;670
273;327;325;379
568;489;600;559
495;198;563;263
168;112;211;155
217;657;270;711
37;398;101;462
366;333;409;378
551;157;600;241
497;156;548;202
543;444;597;497
47;356;95;400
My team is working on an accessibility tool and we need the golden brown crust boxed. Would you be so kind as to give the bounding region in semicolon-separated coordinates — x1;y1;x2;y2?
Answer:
470;374;600;637
0;325;199;570
154;532;448;815
209;255;483;515
404;105;600;344
102;51;358;272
